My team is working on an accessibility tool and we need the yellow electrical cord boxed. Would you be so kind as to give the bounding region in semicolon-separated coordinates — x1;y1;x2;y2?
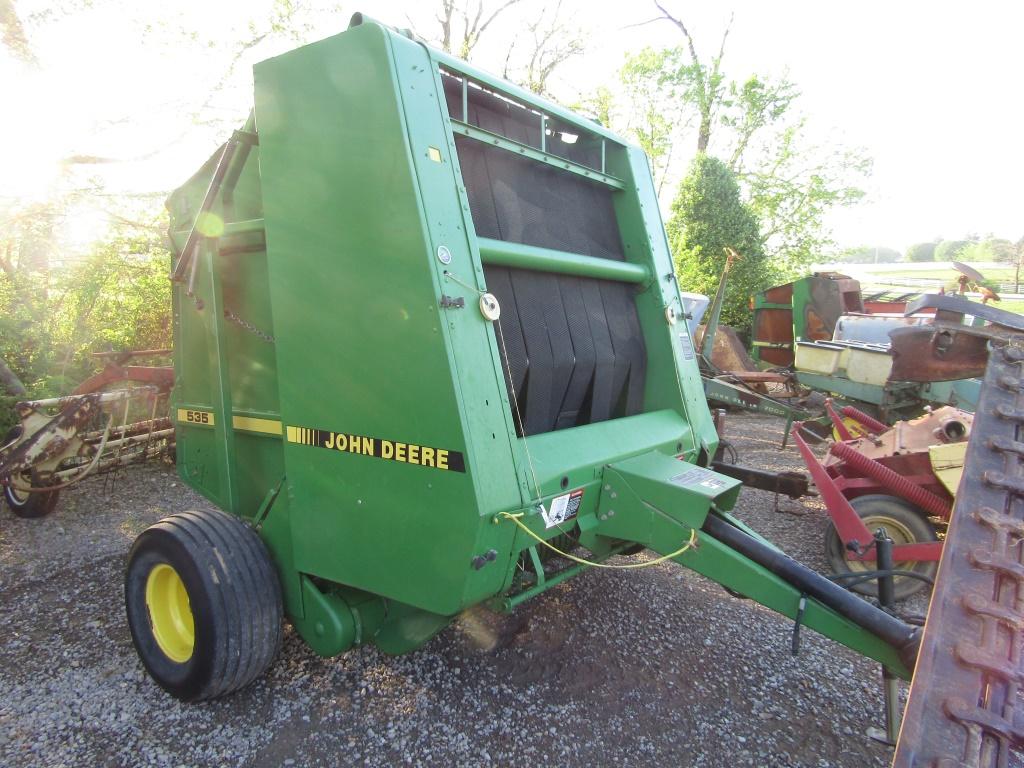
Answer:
495;511;698;569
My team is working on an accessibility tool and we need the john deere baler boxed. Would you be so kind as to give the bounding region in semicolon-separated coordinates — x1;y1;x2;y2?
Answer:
125;13;918;701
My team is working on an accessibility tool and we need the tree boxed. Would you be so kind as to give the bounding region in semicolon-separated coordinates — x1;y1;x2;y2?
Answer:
427;0;584;99
572;85;615;129
436;0;523;60
1010;237;1024;293
906;242;938;262
651;2;732;153
740;124;869;271
616;47;691;194
606;6;869;273
934;239;972;262
722;74;798;172
502;0;585;97
959;238;1014;263
0;0;37;65
667;154;771;333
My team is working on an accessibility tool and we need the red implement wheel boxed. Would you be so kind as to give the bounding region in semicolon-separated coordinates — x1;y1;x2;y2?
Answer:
824;494;938;600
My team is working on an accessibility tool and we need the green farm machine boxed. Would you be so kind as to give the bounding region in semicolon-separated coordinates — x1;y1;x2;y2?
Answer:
110;15;1024;764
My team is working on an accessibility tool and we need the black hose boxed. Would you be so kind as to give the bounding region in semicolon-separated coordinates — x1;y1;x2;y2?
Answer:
701;513;920;669
828;569;935;588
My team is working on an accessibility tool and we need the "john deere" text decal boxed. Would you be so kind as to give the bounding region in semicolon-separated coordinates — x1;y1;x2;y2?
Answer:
285;425;465;472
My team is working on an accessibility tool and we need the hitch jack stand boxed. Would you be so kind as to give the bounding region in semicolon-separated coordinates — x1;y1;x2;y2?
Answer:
870;529;902;747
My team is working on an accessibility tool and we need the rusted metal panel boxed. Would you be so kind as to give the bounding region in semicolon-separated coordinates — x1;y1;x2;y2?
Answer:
889;324;990;382
894;341;1024;767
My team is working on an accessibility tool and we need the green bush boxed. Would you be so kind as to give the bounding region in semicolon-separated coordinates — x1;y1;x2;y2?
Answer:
0;228;172;429
667;154;774;334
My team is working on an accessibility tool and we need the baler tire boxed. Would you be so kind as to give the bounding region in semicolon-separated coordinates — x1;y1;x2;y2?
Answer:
125;508;283;701
823;494;938;601
4;483;60;519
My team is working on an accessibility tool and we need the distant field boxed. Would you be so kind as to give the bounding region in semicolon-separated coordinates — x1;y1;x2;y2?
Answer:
987;299;1024;314
858;266;1018;283
814;260;1024;314
865;267;1017;282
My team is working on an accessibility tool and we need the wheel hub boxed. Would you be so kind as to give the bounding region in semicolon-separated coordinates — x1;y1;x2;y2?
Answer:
846;514;918;572
145;563;194;663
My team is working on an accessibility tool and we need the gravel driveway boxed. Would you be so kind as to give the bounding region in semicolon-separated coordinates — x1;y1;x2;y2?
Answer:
0;413;929;767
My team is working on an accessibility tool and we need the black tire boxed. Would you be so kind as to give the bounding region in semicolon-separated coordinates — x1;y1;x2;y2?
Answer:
4;482;60;519
125;508;283;701
824;494;938;601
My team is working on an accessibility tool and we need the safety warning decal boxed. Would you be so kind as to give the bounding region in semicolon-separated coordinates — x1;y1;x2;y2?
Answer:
669;467;727;491
285;425;465;473
678;332;695;360
541;488;584;528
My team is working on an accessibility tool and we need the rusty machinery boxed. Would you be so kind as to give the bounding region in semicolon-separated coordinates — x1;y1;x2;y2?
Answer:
793;402;971;600
0;351;174;517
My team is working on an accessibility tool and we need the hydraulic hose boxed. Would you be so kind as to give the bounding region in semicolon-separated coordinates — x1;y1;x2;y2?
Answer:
701;513;920;671
829;440;952;518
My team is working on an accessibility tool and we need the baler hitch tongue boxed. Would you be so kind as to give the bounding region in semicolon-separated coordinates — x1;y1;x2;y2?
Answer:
700;514;920;672
594;450;919;676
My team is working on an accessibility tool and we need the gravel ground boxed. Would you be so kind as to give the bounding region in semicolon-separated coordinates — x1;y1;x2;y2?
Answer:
0;413;930;767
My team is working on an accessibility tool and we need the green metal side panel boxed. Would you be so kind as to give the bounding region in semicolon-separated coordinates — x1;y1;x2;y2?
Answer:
254;24;519;616
167;139;284;521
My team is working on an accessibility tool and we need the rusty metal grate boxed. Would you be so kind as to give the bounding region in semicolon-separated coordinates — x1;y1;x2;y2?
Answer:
895;342;1024;767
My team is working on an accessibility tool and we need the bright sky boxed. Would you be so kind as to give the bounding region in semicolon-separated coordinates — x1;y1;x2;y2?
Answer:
1;0;1020;254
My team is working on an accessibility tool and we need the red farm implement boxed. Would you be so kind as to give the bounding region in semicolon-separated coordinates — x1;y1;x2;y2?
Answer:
0;350;175;518
792;401;970;599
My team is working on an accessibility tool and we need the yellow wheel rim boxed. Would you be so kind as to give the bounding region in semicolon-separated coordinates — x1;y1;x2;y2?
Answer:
832;416;872;442
145;563;195;663
846;515;918;573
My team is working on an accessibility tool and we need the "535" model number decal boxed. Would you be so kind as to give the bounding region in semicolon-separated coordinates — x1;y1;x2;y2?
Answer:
177;408;215;426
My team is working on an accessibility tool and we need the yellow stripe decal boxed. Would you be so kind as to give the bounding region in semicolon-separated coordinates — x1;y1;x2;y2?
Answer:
231;416;283;435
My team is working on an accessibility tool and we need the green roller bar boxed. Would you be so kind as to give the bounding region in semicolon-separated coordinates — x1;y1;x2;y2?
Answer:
477;238;649;284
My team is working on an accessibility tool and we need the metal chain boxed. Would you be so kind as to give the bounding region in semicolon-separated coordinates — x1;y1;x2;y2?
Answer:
224;308;275;343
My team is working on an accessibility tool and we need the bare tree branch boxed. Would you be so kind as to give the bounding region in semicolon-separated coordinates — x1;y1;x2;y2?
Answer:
0;0;37;66
455;0;522;60
652;1;733;152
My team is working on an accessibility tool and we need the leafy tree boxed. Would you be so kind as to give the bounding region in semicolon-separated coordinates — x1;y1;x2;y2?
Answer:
651;2;733;153
667;154;771;333
722;75;799;172
572;85;615;129
906;242;938;262
602;6;869;273
959;238;1014;263
741;124;869;271
616;47;691;194
934;239;972;261
0;218;170;407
